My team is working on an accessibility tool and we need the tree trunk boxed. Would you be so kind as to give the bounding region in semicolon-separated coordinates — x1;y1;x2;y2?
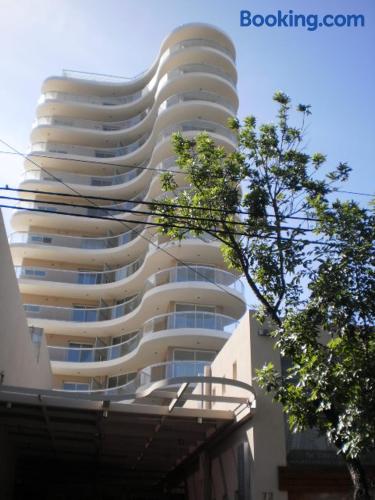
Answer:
345;457;371;500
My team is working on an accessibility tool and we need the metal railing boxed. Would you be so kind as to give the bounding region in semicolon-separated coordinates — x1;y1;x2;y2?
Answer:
59;37;233;85
59;37;234;86
62;68;148;83
48;311;238;363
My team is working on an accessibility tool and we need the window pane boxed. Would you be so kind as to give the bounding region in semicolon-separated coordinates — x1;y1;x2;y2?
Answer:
173;349;194;361
175;303;192;312
196;351;216;361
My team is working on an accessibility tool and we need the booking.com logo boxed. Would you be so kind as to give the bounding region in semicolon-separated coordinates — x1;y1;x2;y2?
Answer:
240;10;365;31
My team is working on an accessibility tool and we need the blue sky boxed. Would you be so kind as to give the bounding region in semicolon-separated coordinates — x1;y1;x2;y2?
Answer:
0;0;374;234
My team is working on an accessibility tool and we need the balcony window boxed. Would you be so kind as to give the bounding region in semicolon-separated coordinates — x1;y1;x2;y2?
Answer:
63;382;90;391
67;343;93;362
170;349;217;377
30;235;52;244
172;304;217;329
72;306;97;322
107;372;136;389
24;304;41;313
78;272;98;285
24;269;47;277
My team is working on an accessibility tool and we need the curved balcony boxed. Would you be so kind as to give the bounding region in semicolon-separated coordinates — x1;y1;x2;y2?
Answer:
21;156;176;188
138;360;210;386
23;266;244;322
15;255;144;285
37;68;236;138
33;109;150;132
30;119;236;159
165;37;234;61
16;183;149;219
31;133;149;158
58;360;211;395
44;23;236;91
33;90;235;136
166;63;235;86
9;227;216;258
39;58;235;109
9;225;142;250
40;37;235;106
48;311;238;362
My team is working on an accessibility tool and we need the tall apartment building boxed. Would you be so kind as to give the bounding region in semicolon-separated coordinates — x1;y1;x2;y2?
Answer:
9;23;246;395
2;24;369;500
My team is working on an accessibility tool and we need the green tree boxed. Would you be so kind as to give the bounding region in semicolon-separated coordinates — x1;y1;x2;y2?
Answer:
155;92;375;499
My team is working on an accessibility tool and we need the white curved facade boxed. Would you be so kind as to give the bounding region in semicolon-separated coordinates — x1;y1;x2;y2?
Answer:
10;23;246;393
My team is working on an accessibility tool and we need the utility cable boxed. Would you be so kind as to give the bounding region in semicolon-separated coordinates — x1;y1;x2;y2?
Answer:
0;185;324;223
2;202;338;247
0;138;251;308
0;149;373;198
0;193;318;232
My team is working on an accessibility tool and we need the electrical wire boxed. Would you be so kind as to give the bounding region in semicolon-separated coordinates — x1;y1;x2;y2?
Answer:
0;148;373;198
0;192;318;232
0;185;323;223
2;201;337;247
0;138;251;307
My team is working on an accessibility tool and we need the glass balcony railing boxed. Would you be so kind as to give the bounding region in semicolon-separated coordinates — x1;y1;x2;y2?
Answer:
38;59;236;109
158;119;236;143
30;119;236;159
61;68;148;83
168;38;234;60
9;225;142;250
38;89;143;107
21;157;176;187
15;255;144;285
56;360;213;395
33;109;149;131
16;185;149;218
166;63;236;86
158;90;236;114
58;38;234;88
48;311;237;363
138;360;210;387
33;89;235;134
31;132;150;158
23;266;244;323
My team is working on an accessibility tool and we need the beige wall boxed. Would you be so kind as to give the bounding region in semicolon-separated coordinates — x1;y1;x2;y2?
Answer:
185;312;288;500
0;212;52;389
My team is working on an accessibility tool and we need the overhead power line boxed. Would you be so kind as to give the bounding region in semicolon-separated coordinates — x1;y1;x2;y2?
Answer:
1;193;311;236
0;138;250;308
0;185;323;223
0;149;374;198
3;201;338;247
0;191;318;232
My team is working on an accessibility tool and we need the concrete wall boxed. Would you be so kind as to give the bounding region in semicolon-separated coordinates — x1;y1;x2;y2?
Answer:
0;211;52;389
185;312;288;500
